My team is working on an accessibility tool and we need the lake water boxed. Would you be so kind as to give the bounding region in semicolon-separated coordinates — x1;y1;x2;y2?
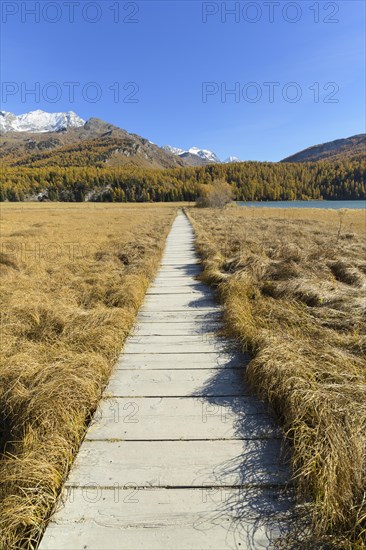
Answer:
237;200;366;210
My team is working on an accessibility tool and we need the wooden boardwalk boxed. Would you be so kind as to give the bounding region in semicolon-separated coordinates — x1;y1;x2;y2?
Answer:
40;212;291;550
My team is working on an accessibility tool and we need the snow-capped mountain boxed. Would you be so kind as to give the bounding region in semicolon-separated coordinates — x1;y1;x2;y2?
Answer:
163;145;242;164
188;147;221;163
163;145;221;163
0;110;85;133
163;145;186;156
224;156;241;163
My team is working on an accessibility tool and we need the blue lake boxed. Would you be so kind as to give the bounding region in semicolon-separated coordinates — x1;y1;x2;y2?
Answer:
237;200;366;210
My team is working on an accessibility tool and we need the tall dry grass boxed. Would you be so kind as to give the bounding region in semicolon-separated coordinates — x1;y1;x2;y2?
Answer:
187;206;366;548
0;203;177;549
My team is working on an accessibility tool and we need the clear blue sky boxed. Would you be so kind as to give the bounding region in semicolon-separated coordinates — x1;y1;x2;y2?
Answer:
1;0;365;161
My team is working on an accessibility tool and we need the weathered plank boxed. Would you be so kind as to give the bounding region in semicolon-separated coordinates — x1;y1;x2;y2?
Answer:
127;334;225;343
116;352;247;370
147;286;208;295
65;439;288;488
86;397;278;441
136;311;222;322
132;321;220;336
105;368;246;397
141;296;217;312
122;337;229;355
40;488;292;550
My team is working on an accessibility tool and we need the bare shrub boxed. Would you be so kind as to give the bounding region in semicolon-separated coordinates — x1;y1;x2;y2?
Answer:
196;179;233;208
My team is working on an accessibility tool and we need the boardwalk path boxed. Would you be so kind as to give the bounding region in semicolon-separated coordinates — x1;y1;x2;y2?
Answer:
40;212;291;550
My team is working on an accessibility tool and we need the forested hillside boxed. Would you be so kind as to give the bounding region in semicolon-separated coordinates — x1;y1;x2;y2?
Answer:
1;114;365;202
1;157;365;202
0;122;186;171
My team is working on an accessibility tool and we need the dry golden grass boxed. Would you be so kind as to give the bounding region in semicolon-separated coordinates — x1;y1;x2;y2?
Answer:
0;203;177;549
187;206;366;548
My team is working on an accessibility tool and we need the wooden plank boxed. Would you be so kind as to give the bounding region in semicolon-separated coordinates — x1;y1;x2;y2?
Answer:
127;335;226;344
105;368;246;397
149;279;203;284
165;242;195;246
123;344;228;355
155;270;202;277
162;251;196;256
136;311;222;322
132;322;220;336
141;305;218;313
151;280;203;286
152;279;202;285
163;253;196;256
160;257;196;260
156;264;197;267
65;439;289;488
158;262;200;268
147;281;207;296
122;337;229;355
147;285;208;295
144;293;213;304
152;276;202;282
116;352;247;370
142;295;217;312
40;488;292;550
86;397;278;441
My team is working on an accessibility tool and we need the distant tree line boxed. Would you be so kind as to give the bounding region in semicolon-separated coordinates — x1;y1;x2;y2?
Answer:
1;158;365;202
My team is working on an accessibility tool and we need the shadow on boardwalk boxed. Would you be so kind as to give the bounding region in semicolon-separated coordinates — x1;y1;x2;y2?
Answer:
186;285;294;548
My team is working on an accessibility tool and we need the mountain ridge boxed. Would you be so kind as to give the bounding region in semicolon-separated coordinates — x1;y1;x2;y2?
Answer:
1;110;364;168
0;110;241;166
0;113;186;169
281;134;366;163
